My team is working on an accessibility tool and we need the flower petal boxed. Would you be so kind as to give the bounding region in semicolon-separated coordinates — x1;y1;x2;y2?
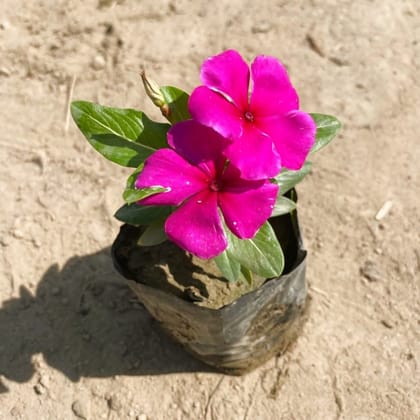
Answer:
219;180;278;239
167;120;229;177
188;86;243;140
258;110;316;170
250;55;299;116
200;49;250;109
165;190;227;259
224;127;282;180
135;149;207;205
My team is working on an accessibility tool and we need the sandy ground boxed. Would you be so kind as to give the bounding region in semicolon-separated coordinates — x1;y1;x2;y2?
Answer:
1;1;419;419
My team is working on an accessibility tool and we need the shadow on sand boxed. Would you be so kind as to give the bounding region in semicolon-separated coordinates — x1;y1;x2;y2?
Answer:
0;247;212;393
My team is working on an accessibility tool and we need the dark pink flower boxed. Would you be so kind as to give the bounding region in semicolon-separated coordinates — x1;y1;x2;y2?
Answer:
135;121;278;259
188;50;316;180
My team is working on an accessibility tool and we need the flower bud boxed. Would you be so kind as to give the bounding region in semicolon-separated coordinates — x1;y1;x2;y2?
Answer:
140;70;166;108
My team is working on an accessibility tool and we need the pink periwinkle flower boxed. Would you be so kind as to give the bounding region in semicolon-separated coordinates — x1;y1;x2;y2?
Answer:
135;121;278;259
188;49;316;180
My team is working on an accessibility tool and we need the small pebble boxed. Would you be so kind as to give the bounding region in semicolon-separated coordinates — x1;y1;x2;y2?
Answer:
328;56;349;66
108;394;122;412
72;399;89;420
39;375;50;388
184;286;204;302
0;67;11;77
33;239;42;248
51;287;61;296
360;260;383;282
137;414;147;420
251;21;271;33
91;54;106;70
375;200;393;221
306;33;326;57
10;407;21;417
34;384;45;395
0;20;11;30
380;319;393;329
12;229;24;239
0;236;11;246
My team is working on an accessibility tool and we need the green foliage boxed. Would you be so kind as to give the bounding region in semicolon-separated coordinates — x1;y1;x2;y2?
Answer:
160;86;191;124
240;266;254;286
71;101;169;167
214;249;241;282
114;204;172;226
310;113;342;154
122;186;168;205
214;222;284;281
226;222;284;279
271;196;297;217
138;220;168;246
71;89;341;281
274;162;312;195
122;165;143;204
120;163;168;205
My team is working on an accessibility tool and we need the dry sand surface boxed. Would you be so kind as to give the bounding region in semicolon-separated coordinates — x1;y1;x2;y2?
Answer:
1;1;419;419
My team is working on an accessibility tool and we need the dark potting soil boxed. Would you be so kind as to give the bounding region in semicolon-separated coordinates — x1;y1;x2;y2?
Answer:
113;208;301;310
123;237;267;309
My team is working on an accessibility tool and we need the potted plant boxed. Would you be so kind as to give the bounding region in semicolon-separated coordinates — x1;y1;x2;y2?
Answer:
71;50;341;374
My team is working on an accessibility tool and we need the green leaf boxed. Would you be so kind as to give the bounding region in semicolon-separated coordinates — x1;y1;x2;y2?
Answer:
121;164;169;204
125;165;144;190
274;161;312;194
114;204;172;225
138;220;167;246
122;164;143;204
240;266;254;286
214;250;241;282
160;86;191;124
226;222;284;279
82;133;153;168
137;113;170;149
71;101;169;167
271;196;297;217
310;113;342;154
123;186;168;205
122;165;142;204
